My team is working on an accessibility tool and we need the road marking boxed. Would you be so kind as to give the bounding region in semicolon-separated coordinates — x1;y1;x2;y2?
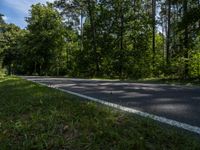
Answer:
26;78;200;135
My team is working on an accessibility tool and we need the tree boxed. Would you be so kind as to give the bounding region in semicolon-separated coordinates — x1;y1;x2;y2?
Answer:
0;13;5;25
152;0;156;70
2;0;200;79
166;0;171;66
0;13;6;54
1;24;23;75
26;3;65;75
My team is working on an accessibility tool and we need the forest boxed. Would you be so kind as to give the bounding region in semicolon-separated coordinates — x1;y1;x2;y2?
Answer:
0;0;200;79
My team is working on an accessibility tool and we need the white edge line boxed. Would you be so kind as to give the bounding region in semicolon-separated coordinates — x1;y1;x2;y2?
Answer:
26;79;200;135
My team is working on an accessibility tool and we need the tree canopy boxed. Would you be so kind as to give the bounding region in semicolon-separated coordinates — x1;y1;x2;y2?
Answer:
0;0;200;79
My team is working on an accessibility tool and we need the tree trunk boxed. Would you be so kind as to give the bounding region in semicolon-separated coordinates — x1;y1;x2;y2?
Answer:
8;64;11;75
87;0;100;76
119;3;124;78
166;0;171;66
183;0;189;78
80;10;84;52
34;61;37;74
161;15;165;64
152;0;156;69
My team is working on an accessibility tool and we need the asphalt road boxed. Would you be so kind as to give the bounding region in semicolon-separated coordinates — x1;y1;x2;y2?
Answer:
23;76;200;128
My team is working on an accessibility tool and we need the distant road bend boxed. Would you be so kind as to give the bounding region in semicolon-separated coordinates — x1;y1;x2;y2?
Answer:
23;76;200;130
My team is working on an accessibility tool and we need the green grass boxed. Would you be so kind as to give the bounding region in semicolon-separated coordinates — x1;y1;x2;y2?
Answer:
0;77;200;150
126;77;200;86
92;77;200;86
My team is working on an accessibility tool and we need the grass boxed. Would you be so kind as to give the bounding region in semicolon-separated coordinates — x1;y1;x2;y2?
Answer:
91;76;200;87
127;77;200;86
0;77;200;150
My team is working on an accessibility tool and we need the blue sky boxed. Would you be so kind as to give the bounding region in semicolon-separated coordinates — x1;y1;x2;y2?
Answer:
0;0;54;28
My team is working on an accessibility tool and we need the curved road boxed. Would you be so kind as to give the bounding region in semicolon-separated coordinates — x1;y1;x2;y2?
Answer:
23;76;200;128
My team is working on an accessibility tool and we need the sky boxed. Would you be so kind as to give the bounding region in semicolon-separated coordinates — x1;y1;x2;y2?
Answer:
0;0;54;29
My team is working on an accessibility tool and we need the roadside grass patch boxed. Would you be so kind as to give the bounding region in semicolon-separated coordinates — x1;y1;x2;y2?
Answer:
0;77;200;149
79;76;200;87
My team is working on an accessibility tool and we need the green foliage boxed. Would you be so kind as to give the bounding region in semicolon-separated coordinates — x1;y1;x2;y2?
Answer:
0;14;6;70
1;0;200;79
25;3;65;75
189;36;200;78
0;68;5;77
0;24;24;75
